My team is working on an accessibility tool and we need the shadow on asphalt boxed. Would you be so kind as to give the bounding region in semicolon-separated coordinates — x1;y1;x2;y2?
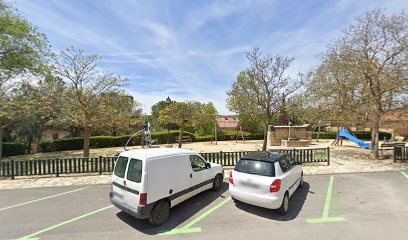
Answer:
233;182;310;221
116;181;229;235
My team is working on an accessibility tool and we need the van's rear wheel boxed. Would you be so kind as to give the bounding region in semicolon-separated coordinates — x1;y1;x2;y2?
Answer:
148;200;170;226
212;174;223;191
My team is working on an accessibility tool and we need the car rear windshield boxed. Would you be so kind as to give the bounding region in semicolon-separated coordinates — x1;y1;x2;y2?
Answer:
114;156;128;178
234;159;275;177
127;159;142;183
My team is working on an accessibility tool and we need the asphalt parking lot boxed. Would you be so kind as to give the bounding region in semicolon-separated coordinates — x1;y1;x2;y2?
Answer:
1;171;407;240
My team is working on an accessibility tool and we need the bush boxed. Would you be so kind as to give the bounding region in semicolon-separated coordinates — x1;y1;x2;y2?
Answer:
250;132;265;140
2;142;26;157
195;135;213;142
312;131;392;140
38;130;197;152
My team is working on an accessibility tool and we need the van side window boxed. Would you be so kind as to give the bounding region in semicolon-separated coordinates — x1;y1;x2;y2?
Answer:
189;155;207;172
127;159;142;183
114;156;128;178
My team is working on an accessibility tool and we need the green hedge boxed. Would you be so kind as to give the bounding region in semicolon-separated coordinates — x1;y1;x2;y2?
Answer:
2;142;26;157
250;132;265;140
312;131;392;140
39;131;197;152
194;132;265;142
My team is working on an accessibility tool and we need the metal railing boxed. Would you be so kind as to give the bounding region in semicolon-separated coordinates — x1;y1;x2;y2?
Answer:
201;147;330;166
0;147;330;179
394;146;408;162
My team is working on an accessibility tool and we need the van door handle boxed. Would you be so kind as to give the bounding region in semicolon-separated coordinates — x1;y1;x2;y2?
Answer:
190;173;192;178
123;180;126;186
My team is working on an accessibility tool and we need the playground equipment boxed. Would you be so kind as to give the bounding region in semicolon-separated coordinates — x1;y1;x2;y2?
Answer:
124;122;152;150
333;129;371;149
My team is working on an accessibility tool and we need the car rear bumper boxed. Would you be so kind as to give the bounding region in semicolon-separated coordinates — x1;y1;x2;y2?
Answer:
110;192;153;219
229;184;282;209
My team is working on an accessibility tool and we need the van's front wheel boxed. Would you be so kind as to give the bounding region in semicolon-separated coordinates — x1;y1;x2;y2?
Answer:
212;174;223;191
148;200;170;226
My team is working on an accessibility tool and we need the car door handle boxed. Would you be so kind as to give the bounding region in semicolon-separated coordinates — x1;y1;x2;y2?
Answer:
123;180;126;186
190;173;192;178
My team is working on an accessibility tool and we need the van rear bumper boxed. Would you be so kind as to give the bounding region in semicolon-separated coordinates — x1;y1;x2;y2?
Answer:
110;192;153;219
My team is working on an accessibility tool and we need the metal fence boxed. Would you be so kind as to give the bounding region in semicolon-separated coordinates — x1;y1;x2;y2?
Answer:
394;146;408;162
0;157;117;179
201;147;330;166
0;147;330;179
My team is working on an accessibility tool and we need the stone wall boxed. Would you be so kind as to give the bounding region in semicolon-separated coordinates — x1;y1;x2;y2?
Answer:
267;124;312;146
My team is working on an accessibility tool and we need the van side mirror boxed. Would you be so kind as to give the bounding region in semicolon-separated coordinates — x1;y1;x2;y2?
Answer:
206;162;211;169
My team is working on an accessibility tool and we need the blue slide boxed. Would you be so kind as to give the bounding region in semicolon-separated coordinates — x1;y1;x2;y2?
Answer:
337;129;371;149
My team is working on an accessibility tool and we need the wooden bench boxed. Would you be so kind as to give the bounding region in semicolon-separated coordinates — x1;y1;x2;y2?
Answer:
176;136;193;143
242;135;251;140
380;142;405;156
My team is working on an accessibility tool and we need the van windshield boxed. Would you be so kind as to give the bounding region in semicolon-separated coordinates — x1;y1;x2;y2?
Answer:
127;159;142;183
235;159;275;177
114;156;128;178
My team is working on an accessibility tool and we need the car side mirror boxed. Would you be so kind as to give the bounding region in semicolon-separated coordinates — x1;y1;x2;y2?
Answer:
206;162;211;169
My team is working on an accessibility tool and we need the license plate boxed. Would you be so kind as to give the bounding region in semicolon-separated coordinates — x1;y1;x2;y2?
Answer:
240;181;260;188
113;192;123;199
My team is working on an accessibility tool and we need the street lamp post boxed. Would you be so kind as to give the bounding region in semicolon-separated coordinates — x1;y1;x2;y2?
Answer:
166;96;171;144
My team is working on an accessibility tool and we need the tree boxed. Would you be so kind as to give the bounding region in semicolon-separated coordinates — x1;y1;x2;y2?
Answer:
55;47;127;157
158;101;199;148
195;102;218;135
238;113;264;133
309;9;408;158
150;99;177;131
0;1;51;158
94;93;143;136
227;48;304;150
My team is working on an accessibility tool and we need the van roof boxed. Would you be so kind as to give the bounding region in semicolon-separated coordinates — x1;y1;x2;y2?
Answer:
119;148;196;159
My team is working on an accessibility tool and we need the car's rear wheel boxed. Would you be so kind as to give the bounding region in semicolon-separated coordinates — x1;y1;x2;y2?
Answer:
299;173;304;188
211;174;223;191
278;193;289;216
148;200;170;226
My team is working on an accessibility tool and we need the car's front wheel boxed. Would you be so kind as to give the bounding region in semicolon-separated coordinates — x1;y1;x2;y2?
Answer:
278;193;289;216
148;200;170;226
211;174;223;191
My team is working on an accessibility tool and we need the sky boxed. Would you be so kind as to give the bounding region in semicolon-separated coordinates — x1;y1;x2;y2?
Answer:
7;0;408;114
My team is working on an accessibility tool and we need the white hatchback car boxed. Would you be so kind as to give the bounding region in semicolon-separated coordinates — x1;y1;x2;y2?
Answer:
229;152;303;215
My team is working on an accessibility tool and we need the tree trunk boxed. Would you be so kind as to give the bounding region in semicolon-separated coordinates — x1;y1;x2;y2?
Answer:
370;115;380;159
262;124;268;151
178;127;183;148
27;136;33;154
83;126;91;158
0;123;3;160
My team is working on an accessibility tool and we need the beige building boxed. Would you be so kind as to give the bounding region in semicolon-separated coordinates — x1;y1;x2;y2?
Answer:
267;124;312;146
216;117;240;131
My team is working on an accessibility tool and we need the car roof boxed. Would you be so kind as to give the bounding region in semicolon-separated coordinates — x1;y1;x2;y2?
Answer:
119;148;197;159
240;151;285;163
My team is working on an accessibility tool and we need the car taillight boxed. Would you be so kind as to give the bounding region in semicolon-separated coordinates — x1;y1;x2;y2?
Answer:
139;193;147;206
270;179;281;193
229;171;234;185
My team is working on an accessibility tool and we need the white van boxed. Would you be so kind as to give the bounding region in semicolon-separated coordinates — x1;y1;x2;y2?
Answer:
110;148;224;225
